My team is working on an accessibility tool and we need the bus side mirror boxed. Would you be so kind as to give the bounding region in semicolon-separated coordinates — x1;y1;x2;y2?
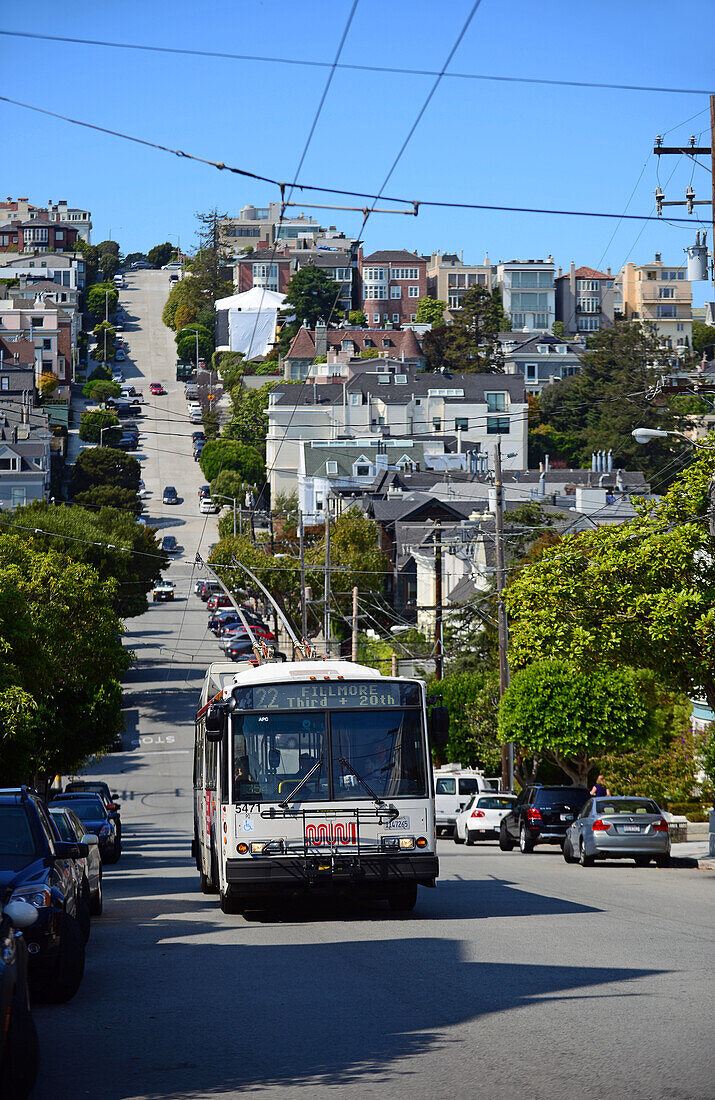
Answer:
429;706;450;748
205;705;225;742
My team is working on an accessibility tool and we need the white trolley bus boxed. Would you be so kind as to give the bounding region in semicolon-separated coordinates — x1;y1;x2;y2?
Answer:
192;659;448;913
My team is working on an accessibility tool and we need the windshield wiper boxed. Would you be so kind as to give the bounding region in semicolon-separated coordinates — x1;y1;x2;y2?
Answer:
279;756;323;808
338;756;397;818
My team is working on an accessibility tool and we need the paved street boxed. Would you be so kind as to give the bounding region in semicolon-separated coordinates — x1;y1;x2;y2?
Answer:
33;273;714;1100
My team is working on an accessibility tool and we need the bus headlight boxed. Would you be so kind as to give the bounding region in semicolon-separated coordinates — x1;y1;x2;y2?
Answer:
399;837;415;850
250;843;266;855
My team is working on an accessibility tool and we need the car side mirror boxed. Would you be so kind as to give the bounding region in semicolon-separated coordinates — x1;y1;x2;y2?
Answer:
3;900;38;930
205;704;225;742
429;706;450;748
81;833;99;847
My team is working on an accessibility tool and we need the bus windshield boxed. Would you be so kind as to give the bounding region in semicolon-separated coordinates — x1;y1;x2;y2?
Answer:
231;708;427;803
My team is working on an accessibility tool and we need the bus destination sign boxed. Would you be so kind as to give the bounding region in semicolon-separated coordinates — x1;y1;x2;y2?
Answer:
233;681;420;711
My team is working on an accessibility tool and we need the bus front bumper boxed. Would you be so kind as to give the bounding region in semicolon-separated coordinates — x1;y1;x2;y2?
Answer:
225;852;439;891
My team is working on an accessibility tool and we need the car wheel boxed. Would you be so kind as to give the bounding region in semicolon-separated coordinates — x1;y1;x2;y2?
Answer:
77;894;91;944
453;828;464;845
634;855;651;867
465;830;475;847
519;823;535;854
387;882;418;912
90;871;103;916
563;837;577;864
579;839;595;867
499;822;515;851
37;912;85;1004
104;838;121;865
0;993;39;1100
655;853;671;868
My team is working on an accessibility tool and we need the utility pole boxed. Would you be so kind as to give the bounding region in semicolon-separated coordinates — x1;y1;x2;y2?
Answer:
268;512;278;640
494;440;513;791
299;512;308;643
324;503;332;657
711;94;715;284
434;520;443;681
351;586;359;662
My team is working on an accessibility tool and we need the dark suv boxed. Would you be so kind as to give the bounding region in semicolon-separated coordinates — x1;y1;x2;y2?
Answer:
499;785;589;853
0;788;86;1002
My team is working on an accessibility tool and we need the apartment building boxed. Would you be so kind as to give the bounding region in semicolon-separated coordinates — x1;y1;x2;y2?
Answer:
0;337;35;399
0;298;71;384
283;324;426;380
220;203;332;249
0;216;80;254
0;252;87;291
0;420;52;509
358;250;428;327
555;263;615;335
496;258;555;332
233;242;358;315
500;331;583;394
426;251;493;319
616;254;693;352
0;198;92;242
266;365;527;495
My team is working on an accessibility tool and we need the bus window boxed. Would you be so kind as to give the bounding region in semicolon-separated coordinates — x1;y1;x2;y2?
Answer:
331;709;426;800
206;738;217;791
231;712;328;803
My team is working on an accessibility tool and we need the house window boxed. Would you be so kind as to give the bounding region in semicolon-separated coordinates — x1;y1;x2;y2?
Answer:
0;377;8;391
356;465;370;476
535;314;548;328
43;339;51;350
659;287;674;298
455;417;468;430
32;317;43;327
392;314;400;324
525;363;537;381
677;323;684;332
373;313;380;323
364;286;386;299
577;317;599;331
390;286;401;298
326;461;338;475
55;230;64;240
511;313;524;328
363;267;386;281
487;416;510;434
408;286;419;297
433;418;442;431
657;304;676;318
389;267;418;280
349;392;361;405
410;314;416;322
486;392;507;412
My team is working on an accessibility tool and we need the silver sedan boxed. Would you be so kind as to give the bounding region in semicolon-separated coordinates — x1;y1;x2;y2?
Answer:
563;796;671;867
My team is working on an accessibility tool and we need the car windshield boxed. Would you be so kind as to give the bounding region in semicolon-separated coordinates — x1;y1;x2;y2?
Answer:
0;805;36;856
536;788;589;811
53;798;105;822
596;799;660;815
477;796;516;810
231;704;426;803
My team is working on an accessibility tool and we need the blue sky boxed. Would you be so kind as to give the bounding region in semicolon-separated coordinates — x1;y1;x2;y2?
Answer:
1;0;713;304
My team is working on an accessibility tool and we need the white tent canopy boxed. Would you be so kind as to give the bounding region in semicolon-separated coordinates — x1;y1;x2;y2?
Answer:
215;287;288;361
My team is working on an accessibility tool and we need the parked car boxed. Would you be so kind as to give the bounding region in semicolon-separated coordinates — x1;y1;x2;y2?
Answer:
454;793;518;845
114;349;126;362
191;431;205;444
198;485;211;500
50;795;119;864
189;410;203;424
153;579;176;602
193;442;205;461
563;796;671;867
118;434;138;451
197;580;222;601
206;593;232;612
161;535;180;555
433;766;496;836
0;896;39;1098
0;787;86;1003
62;783;121;844
162;486;179;505
131;259;153;269
149;382;165;395
500;785;590;853
48;806;103;917
199;497;218;514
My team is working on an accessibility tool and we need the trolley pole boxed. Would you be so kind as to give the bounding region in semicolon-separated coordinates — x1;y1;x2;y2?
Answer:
434;520;443;681
299;512;308;642
494;440;513;791
324;504;331;658
351;586;359;662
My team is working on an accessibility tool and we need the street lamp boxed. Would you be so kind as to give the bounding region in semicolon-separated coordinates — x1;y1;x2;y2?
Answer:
632;427;715;450
213;493;238;536
99;424;115;446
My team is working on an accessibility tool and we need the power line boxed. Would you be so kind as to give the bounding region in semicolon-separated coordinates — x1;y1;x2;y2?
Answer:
0;30;710;97
0;93;702;224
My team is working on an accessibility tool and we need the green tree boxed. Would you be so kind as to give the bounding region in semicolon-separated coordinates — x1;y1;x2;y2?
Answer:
176;324;213;365
225;380;278;452
74;485;143;517
359;348;379;359
186;209;234;302
498;659;653;785
0;532;129;784
692;321;715;359
427;669;500;767
38;372;59;397
703;726;715;789
415;296;447;326
79;410;120;444
349;309;367;326
83;379;121;403
87;363;113;383
147;242;175;268
422;286;508;373
505;446;715;710
15;500;164;619
72;447;141;494
210;469;251;509
99;252;120;281
162;277;207;331
124;252;147;266
280;266;341;347
199;440;264;486
552;320;566;338
86;282;118;321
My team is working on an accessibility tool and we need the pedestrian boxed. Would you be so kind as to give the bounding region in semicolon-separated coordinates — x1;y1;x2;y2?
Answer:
590;774;610;797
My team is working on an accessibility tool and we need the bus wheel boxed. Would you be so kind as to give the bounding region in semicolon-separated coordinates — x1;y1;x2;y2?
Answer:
220;890;243;914
387;882;418;912
200;868;218;895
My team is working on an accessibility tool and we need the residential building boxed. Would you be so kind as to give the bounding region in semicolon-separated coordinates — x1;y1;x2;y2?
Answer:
220;203;330;249
232;242;358;316
426;251;493;320
499;331;583;394
0;419;52;509
233;248;292;294
0;337;36;400
0;252;87;291
0;198;92;242
266;365;528;495
0;298;70;385
283;324;426;380
616;254;693;352
0;212;80;255
495;257;555;332
555;262;615;335
358;250;428;327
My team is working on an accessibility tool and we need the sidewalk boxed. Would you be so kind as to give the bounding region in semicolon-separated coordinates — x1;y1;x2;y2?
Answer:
671;839;715;870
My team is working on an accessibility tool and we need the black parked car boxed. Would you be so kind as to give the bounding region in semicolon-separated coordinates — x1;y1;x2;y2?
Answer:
63;782;122;845
0;788;86;1003
0;896;39;1099
499;785;590;854
50;795;119;864
162;486;179;505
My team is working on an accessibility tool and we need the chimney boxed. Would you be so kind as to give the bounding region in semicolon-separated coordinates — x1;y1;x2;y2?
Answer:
606;266;611;276
315;321;327;358
557;266;562;277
